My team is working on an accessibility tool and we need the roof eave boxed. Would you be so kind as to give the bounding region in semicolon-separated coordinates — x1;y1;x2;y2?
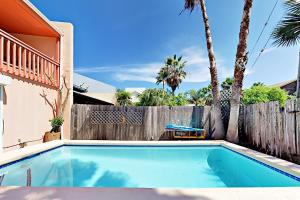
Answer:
22;0;64;37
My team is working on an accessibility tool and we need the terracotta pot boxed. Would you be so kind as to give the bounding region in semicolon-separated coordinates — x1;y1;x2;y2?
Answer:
43;132;61;142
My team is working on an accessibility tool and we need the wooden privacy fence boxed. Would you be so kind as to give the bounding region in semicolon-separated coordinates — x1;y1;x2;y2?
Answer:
241;99;300;161
71;105;212;141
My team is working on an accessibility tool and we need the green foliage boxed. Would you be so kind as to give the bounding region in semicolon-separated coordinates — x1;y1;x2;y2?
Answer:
243;85;288;107
115;89;132;106
221;77;234;90
137;89;188;106
137;89;167;106
267;87;288;107
156;67;168;90
157;55;187;94
50;117;64;133
272;0;300;47
252;82;265;87
187;85;213;106
243;86;270;105
168;93;189;106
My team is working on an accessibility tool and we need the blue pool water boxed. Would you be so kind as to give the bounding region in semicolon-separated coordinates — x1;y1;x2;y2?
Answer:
1;145;300;188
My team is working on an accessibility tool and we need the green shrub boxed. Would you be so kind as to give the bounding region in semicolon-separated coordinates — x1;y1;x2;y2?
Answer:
137;89;188;106
186;85;213;106
115;89;132;106
50;117;64;133
267;87;288;107
242;85;288;107
137;89;167;106
221;77;234;90
168;93;189;106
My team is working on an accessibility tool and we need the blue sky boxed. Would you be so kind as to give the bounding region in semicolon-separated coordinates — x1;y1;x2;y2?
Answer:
31;0;299;92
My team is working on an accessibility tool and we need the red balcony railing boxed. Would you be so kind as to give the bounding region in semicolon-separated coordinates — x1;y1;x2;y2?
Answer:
0;29;60;89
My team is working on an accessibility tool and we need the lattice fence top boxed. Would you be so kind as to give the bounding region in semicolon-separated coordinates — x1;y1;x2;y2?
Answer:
221;89;232;101
90;111;143;125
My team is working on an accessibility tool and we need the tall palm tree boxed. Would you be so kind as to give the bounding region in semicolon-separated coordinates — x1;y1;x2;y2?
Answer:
184;0;225;139
272;0;300;97
164;55;187;95
156;67;168;91
272;0;300;47
227;0;253;143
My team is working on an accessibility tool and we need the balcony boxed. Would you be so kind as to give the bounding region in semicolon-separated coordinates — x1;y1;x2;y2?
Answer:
0;29;60;89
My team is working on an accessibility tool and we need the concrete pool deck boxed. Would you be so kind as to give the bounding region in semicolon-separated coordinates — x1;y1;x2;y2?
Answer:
0;140;300;200
1;187;300;200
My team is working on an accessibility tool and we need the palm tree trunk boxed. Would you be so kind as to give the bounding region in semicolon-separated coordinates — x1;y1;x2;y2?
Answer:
171;86;176;96
296;51;300;98
227;0;253;143
199;0;224;139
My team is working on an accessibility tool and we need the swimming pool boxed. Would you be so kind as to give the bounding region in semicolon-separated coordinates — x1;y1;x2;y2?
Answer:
1;144;300;188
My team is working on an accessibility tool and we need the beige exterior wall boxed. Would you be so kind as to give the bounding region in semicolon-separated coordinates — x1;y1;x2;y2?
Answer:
52;22;74;140
2;22;73;151
2;78;57;151
10;33;58;61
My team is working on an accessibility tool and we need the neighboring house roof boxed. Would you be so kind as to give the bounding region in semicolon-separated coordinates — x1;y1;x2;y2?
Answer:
270;79;297;95
270;79;296;88
73;73;117;104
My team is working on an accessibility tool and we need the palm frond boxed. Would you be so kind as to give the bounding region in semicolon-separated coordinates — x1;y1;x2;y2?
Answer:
272;0;300;47
184;0;200;12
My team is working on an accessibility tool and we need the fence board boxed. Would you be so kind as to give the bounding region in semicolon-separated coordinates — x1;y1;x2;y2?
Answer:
71;105;210;141
241;100;300;162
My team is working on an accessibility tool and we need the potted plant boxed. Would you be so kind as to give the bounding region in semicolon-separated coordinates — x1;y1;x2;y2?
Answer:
41;75;70;142
44;117;64;142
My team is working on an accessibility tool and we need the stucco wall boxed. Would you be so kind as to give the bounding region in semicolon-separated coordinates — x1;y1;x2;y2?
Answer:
2;22;73;150
10;33;58;61
2;78;57;151
52;22;74;140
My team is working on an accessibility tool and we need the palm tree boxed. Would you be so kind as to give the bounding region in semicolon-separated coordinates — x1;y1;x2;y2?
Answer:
272;0;300;47
156;67;169;91
187;85;213;106
164;55;187;95
227;0;253;143
115;89;132;106
188;90;205;106
184;0;225;139
272;0;300;97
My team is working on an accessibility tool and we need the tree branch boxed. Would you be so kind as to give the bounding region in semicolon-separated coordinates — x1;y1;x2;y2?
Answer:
40;90;57;118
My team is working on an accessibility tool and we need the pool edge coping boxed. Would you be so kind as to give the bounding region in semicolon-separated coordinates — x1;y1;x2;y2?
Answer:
221;141;300;179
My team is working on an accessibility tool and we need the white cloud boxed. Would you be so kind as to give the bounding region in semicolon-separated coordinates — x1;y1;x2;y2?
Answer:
114;63;161;82
76;63;162;83
75;46;232;83
261;47;276;55
245;68;254;75
179;46;232;83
